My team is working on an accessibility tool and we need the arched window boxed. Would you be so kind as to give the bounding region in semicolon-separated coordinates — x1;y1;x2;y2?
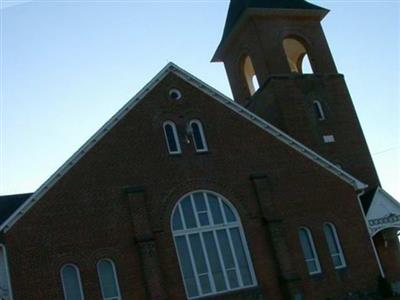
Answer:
163;121;181;154
0;245;13;300
189;120;208;153
283;38;313;74
242;56;260;96
298;227;321;275
313;101;325;121
60;264;84;300
171;191;256;299
97;259;121;300
323;223;346;269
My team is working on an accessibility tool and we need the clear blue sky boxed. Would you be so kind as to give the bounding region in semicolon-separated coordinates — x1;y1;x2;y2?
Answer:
0;0;399;199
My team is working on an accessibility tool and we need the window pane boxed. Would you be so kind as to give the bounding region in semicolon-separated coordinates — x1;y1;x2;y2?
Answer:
172;209;183;231
208;195;223;225
193;193;206;212
191;123;205;150
199;274;212;294
203;231;227;291
222;202;236;223
98;260;119;299
181;197;197;229
188;234;208;275
332;254;342;267
198;212;210;227
230;228;253;286
62;265;83;300
175;236;199;298
306;260;318;273
227;269;239;289
324;225;339;254
188;234;211;294
299;230;314;260
216;230;235;269
165;124;178;152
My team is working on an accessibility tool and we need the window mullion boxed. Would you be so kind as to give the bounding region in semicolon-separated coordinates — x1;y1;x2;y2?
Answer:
218;196;227;224
226;228;243;287
185;234;203;296
204;192;213;226
178;204;186;230
199;232;217;293
190;195;200;228
212;230;230;289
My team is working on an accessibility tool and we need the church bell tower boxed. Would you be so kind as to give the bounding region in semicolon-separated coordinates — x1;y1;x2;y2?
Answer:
213;0;380;187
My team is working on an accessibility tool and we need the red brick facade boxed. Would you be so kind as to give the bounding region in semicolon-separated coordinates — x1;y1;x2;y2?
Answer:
5;73;381;299
1;2;393;300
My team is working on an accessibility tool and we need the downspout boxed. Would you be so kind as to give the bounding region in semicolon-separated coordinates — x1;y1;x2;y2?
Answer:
357;190;385;278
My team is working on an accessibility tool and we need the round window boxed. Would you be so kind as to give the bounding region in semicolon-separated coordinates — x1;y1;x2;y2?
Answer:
169;89;182;101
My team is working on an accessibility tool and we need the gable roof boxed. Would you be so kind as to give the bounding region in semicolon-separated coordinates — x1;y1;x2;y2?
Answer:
0;62;367;233
0;193;32;225
222;0;327;41
360;187;378;213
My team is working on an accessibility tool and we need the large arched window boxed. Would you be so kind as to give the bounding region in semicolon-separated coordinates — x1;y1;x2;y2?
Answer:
189;120;208;153
283;38;313;74
97;259;121;300
163;121;181;155
323;223;346;269
60;264;84;300
171;191;256;299
298;227;321;275
242;56;260;96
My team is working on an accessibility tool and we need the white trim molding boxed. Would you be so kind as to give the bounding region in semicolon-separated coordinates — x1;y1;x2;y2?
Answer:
0;62;367;233
189;119;208;153
60;264;85;300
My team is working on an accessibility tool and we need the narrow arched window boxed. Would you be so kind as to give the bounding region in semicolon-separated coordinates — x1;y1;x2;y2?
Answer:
0;245;13;300
60;264;84;300
324;223;346;269
163;121;181;154
242;56;259;96
189;120;208;153
171;191;257;299
298;228;321;275
313;101;325;121
283;38;313;74
97;259;121;300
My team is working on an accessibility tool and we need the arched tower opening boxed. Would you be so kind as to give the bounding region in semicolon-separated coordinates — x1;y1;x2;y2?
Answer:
283;38;313;74
242;56;260;96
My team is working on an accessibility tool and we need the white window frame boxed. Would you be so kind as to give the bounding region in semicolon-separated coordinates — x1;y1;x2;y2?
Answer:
298;227;322;275
163;121;182;155
171;190;257;299
0;244;14;300
323;223;346;269
60;264;85;300
189;120;208;153
313;100;325;121
97;259;122;300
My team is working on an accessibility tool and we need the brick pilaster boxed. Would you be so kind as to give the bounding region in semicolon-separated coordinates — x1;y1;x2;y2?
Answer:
124;186;167;300
250;173;302;299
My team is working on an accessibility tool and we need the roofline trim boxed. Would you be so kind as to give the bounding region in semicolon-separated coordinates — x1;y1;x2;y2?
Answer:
0;62;367;233
0;63;173;232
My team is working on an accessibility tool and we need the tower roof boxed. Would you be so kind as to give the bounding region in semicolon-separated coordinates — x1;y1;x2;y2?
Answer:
216;0;328;58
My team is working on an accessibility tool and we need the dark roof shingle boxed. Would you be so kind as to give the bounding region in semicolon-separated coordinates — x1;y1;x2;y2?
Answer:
0;193;32;225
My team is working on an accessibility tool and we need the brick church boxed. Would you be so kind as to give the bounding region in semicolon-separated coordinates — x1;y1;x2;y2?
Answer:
1;1;399;299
